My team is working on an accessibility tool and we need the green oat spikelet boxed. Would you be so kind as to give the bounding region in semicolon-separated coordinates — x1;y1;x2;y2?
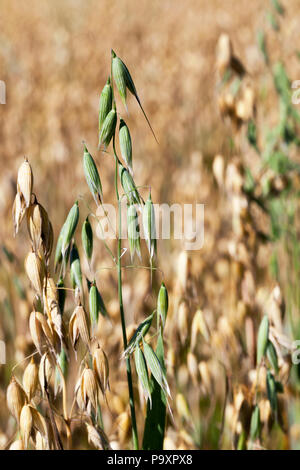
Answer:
127;204;141;262
119;118;133;176
89;282;98;329
88;280;108;329
119;163;141;205
70;243;83;292
99;107;117;148
99;77;112;134
82;216;93;263
143;192;156;259
111;49;158;143
157;282;168;329
61;201;79;256
83;145;103;206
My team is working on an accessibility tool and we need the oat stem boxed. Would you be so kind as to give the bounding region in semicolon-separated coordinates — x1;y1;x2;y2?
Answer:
113;134;139;450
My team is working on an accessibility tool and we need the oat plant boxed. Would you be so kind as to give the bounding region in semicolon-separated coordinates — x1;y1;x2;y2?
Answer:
7;50;169;450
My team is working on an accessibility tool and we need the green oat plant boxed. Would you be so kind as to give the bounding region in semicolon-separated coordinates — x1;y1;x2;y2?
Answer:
63;50;169;449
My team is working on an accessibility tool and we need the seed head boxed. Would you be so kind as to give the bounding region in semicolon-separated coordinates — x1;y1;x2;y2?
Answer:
99;77;113;133
86;423;110;450
12;192;26;235
157;282;168;329
17;158;33;208
127;204;141;262
83;145;103;205
23;357;39;401
9;440;24;450
82;216;93;262
69;305;90;351
20;404;33;448
119;163;140;205
61;201;79;256
24;251;45;298
99;108;117;148
29;310;55;355
35;431;49;450
119;119;133;175
70;243;83;292
80;365;99;413
143;192;157;259
39;353;53;395
6;377;27;423
93;345;109;394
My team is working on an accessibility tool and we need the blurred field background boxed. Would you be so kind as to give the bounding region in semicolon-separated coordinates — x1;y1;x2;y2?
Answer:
1;0;300;450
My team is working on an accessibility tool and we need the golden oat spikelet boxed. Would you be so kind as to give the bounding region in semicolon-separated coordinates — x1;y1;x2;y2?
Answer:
93;345;109;395
24;251;45;298
20;404;33;448
6;377;27;423
23;357;39;401
17;158;33;208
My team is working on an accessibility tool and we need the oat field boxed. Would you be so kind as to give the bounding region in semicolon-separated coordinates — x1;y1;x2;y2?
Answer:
1;0;300;450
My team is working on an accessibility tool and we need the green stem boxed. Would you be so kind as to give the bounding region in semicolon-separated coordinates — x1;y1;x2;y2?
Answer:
113;137;139;450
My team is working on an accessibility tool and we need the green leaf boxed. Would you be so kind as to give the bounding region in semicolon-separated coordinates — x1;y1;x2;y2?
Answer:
134;345;152;406
142;331;167;450
143;340;170;397
250;405;261;440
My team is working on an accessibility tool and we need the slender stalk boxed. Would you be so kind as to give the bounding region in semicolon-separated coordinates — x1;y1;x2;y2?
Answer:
110;52;139;449
113;139;139;449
